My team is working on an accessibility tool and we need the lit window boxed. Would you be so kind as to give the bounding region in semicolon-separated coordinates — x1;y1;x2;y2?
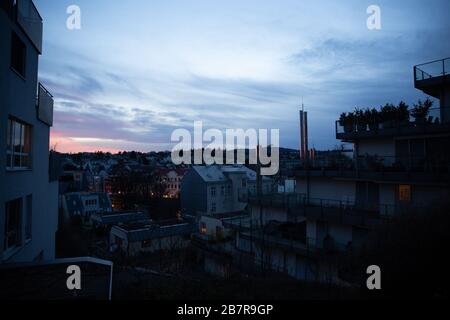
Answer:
5;198;22;251
6;118;31;170
398;185;411;202
200;223;207;234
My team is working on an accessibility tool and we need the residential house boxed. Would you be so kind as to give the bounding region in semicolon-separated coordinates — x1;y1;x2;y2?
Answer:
181;165;273;216
110;221;195;257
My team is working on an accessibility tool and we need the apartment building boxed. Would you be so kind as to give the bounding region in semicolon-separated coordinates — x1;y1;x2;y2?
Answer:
180;165;273;216
240;58;450;283
0;0;58;263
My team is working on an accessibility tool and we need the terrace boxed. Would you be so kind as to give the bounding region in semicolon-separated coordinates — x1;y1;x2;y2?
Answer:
336;106;450;141
414;57;450;98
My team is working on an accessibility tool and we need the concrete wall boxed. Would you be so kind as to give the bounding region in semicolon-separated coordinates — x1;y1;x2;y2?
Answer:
0;8;58;263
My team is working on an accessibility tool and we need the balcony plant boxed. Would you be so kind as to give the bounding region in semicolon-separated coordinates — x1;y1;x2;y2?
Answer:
396;101;410;126
339;112;356;133
354;108;367;132
365;108;380;131
412;98;433;124
380;103;396;128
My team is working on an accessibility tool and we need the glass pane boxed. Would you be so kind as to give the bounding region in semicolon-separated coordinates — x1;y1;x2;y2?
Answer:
14;155;21;167
13;121;22;153
6;119;12;150
23;124;31;154
21;155;30;168
6;153;12;169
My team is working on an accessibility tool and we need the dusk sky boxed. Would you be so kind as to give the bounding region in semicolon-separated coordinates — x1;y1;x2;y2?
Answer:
34;0;450;153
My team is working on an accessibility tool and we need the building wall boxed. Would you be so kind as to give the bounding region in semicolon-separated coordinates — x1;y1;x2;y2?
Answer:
0;8;58;263
180;170;207;215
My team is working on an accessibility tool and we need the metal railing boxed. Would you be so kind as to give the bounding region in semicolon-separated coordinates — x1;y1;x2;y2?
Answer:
298;154;450;173
246;192;427;218
414;57;449;81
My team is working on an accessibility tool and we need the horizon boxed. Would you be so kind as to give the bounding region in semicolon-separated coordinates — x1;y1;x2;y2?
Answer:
33;0;450;153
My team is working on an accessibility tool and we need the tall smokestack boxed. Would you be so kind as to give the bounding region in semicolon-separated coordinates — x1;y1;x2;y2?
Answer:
299;108;309;162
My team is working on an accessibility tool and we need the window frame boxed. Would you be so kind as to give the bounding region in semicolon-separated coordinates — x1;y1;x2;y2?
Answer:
6;117;32;171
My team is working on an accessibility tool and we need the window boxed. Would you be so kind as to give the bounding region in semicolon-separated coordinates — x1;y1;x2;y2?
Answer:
242;179;247;188
398;185;411;202
25;195;32;241
11;32;26;77
211;186;216;197
142;239;152;248
200;223;207;234
211;202;216;213
6;118;31;170
227;185;232;196
4;198;22;251
115;236;123;247
221;185;225;196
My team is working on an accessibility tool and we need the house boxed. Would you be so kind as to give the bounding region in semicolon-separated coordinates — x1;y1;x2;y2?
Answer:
110;221;195;257
238;58;450;283
0;0;58;263
61;192;113;225
181;165;273;216
158;168;189;198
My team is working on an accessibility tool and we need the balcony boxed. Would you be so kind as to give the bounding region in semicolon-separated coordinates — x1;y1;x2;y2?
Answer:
414;57;450;98
15;0;43;53
0;257;113;300
296;154;450;184
336;107;450;141
246;193;428;228
37;83;54;126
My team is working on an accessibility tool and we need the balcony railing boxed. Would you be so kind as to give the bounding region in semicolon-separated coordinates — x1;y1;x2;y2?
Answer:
0;257;113;300
37;83;54;126
16;0;43;53
247;193;427;220
298;154;450;174
414;57;449;81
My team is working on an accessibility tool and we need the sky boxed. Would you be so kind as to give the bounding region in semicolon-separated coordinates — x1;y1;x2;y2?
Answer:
33;0;450;153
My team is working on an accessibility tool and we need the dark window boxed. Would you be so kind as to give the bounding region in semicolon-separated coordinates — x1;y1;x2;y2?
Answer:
11;32;26;77
26;195;32;241
5;198;22;251
142;239;152;248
